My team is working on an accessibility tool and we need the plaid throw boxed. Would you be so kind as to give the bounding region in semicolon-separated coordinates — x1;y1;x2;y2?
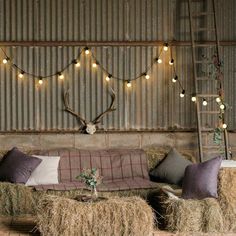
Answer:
32;148;156;192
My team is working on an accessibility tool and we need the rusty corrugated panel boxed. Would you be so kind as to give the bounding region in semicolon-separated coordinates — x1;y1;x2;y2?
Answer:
0;0;235;132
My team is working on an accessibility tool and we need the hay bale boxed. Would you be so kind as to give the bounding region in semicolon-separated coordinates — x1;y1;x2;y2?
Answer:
37;195;154;236
218;168;236;232
164;197;224;233
0;182;36;216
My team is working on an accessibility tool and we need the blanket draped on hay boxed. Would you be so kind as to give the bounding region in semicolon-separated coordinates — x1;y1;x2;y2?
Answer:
37;195;154;236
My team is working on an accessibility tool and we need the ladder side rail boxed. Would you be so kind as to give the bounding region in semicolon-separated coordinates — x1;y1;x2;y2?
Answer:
188;0;204;162
212;0;230;159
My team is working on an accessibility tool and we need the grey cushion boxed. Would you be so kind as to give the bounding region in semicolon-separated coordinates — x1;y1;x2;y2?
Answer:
182;156;222;200
0;147;42;184
149;148;192;185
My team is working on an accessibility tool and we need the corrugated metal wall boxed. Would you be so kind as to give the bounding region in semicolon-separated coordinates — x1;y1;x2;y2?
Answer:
0;0;235;132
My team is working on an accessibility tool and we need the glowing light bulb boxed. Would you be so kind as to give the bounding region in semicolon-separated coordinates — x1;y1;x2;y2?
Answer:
84;47;90;55
222;123;227;129
92;62;97;68
163;43;169;51
169;59;174;65
106;75;112;82
145;74;150;80
202;99;208;106
38;78;43;85
172;75;178;83
75;61;80;67
58;73;64;80
127;81;131;88
2;58;9;64
220;104;225;110
191;96;196;102
18;72;24;78
180;90;185;98
216;97;221;103
157;58;162;64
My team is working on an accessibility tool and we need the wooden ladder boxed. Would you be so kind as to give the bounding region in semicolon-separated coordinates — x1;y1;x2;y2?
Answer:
187;0;229;162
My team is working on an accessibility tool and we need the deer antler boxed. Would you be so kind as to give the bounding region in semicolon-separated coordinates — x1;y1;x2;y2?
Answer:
92;88;116;124
63;90;87;126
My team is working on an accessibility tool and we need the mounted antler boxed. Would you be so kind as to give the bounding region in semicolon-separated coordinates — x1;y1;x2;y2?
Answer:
63;88;116;134
92;88;116;124
63;90;87;127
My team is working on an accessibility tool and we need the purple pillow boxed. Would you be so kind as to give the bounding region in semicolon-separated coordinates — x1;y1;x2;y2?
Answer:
182;156;222;200
0;147;42;184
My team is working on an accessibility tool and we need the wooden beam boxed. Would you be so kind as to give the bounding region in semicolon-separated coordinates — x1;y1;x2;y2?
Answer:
0;40;236;47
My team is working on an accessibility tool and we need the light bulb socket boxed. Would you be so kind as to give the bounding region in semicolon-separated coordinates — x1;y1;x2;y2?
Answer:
169;59;174;65
172;75;178;82
180;90;185;97
38;77;43;84
163;43;169;51
127;80;131;87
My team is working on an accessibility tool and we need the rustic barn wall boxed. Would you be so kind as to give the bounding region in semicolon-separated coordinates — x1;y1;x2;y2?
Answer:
0;0;235;132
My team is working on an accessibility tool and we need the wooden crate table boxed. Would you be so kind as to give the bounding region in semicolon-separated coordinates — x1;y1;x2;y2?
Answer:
36;194;154;236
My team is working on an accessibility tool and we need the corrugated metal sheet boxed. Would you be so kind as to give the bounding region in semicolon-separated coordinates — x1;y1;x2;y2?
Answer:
0;0;235;132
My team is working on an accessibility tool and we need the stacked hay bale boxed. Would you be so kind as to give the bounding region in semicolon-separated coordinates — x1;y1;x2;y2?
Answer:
37;195;154;236
164;197;224;233
0;182;36;216
218;168;236;232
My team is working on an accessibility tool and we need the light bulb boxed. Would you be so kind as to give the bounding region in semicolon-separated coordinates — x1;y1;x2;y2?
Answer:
163;43;169;51
157;58;162;64
216;97;221;103
220;104;225;110
127;81;131;88
18;72;24;78
2;58;9;64
72;59;80;67
106;75;112;82
202;99;208;106
172;75;178;83
145;74;150;80
191;96;196;102
169;59;174;65
222;123;227;129
92;62;97;68
38;78;43;85
58;73;64;80
180;90;185;98
84;47;90;55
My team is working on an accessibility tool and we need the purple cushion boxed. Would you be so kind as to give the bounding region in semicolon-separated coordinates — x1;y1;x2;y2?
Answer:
0;147;42;184
182;156;222;200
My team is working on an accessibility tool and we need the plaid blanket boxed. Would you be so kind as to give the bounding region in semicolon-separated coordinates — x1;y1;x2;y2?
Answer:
33;148;157;192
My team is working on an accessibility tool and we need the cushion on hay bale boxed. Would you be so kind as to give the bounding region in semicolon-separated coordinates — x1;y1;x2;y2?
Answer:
37;195;154;236
218;167;236;232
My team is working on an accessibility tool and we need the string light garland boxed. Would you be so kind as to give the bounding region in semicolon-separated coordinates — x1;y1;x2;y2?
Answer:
0;43;228;127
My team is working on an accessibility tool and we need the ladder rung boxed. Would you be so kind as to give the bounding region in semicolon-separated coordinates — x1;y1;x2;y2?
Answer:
192;12;214;17
197;94;218;97
200;111;220;114
194;43;217;47
196;76;214;81
201;128;215;132
194;27;215;32
195;60;212;64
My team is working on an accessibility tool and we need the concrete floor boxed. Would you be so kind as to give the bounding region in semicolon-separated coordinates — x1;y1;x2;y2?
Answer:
0;216;235;236
0;216;173;236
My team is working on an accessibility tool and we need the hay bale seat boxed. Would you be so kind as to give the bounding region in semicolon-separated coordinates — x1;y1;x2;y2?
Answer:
0;147;192;217
155;167;236;233
37;195;154;236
